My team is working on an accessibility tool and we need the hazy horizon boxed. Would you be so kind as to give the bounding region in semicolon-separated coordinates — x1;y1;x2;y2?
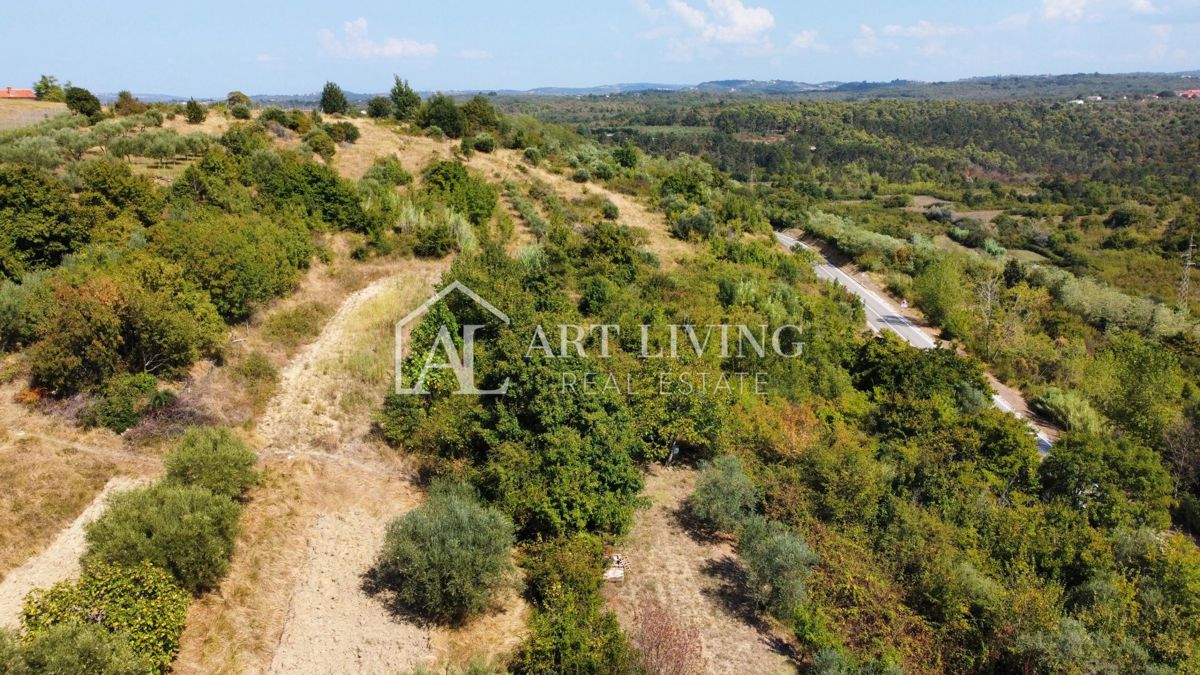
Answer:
3;0;1199;98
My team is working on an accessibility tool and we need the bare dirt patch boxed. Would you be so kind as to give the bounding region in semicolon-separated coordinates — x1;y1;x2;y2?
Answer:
604;466;799;675
267;506;431;675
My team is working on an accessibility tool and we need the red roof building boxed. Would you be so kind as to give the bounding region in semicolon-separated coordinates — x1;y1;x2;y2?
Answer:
0;87;36;99
1178;89;1200;99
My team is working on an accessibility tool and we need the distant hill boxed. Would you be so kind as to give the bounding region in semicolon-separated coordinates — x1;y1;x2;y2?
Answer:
117;70;1200;106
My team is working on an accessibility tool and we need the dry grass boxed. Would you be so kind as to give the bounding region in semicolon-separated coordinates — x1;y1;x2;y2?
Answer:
0;99;67;131
0;438;119;576
161;110;232;137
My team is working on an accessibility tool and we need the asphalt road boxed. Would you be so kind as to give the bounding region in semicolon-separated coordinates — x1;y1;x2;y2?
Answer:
775;231;1054;453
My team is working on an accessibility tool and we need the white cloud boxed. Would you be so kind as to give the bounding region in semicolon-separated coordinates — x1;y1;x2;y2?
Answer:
664;0;776;45
788;29;829;52
255;53;277;63
1130;0;1160;14
1042;0;1089;20
318;18;437;59
852;25;897;56
458;49;491;60
881;20;969;38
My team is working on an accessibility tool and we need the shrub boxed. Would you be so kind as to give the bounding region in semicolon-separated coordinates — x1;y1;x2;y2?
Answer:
368;482;516;623
739;516;818;619
362;156;413;186
303;130;335;161
473;133;496;153
83;484;242;593
523;147;542;165
84;372;163;433
184;99;206;125
21;561;190;672
150;212;312;321
366;96;393;118
324;121;360;144
422;161;497;226
1032;387;1104;434
164;426;258;499
521;534;606;606
572;167;591;183
512;589;637;674
259;106;287;126
3;622;150;675
601;199;619;220
412;220;456;258
689;455;758;533
230;103;251;120
113;91;148;116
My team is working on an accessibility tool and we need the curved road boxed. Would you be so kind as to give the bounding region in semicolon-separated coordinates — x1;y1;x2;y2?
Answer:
775;231;1054;454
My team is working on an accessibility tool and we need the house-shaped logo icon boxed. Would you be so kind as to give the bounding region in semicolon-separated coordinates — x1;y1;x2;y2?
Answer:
394;281;510;395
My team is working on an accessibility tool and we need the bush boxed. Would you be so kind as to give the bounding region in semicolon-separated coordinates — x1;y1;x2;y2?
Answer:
83;484;242;593
303;130;335;161
150;212;312;321
1032;387;1104;434
523;147;542;165
368;482;516;623
84;372;164;433
572;167;591;183
739;516;818;619
689;455;758;533
521;534;606;606
362;156;413;186
230;103;251;120
421;93;465;138
324;121;360;144
366;96;393;119
3;622;150;675
164;426;258;499
422;161;497;226
184;99;206;125
473;133;496;153
21;561;190;672
512;589;637;674
601;199;619;220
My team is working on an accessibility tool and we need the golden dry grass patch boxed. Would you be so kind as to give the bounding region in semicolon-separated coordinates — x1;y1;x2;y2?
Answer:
0;99;68;131
0;439;120;577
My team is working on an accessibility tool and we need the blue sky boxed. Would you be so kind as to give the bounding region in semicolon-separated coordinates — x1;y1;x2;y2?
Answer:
2;0;1198;95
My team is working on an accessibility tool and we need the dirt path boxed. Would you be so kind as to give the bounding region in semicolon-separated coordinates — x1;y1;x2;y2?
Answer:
604;466;798;675
0;476;146;628
267;508;430;675
255;260;448;460
176;260;449;674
